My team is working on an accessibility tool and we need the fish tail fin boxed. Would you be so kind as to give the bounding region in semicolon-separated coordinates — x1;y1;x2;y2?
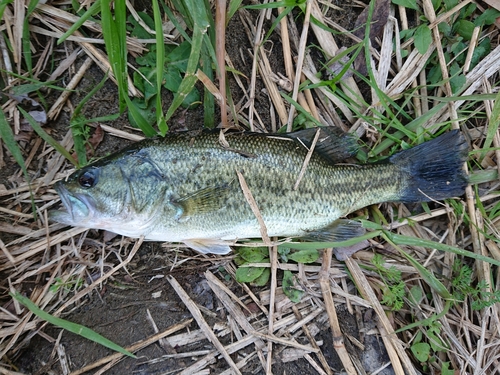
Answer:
390;130;469;203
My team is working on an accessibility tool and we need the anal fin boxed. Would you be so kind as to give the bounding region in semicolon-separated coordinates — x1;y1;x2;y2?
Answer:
302;219;365;242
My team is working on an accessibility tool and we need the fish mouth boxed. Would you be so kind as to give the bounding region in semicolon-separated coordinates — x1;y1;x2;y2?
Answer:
49;182;94;225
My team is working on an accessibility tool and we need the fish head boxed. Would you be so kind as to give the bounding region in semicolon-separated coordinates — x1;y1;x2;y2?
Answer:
50;162;131;228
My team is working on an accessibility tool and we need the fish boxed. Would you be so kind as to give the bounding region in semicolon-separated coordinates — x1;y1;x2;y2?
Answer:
50;128;468;254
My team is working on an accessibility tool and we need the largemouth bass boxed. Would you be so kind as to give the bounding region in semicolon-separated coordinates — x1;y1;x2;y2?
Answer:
51;128;468;254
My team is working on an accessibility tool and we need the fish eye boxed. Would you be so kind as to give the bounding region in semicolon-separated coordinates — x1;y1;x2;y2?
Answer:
78;169;98;188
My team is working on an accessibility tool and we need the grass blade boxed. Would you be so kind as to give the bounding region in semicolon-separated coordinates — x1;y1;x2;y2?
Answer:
11;291;136;358
18;107;77;166
280;230;382;250
165;0;208;121
0;108;37;218
0;0;13;20
0;109;30;177
100;0;127;112
382;233;452;299
386;232;500;267
479;89;500;162
152;0;167;134
57;0;101;44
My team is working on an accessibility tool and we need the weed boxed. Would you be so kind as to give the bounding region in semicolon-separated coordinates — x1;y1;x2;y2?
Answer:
50;277;84;293
451;260;500;310
371;253;405;311
234;246;318;302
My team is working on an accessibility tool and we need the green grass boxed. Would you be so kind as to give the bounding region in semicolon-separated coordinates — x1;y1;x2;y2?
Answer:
11;291;135;358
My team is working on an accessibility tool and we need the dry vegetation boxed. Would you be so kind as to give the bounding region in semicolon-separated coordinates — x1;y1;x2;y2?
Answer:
1;0;500;374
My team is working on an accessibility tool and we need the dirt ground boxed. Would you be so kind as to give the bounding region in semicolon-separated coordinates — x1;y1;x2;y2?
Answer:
0;2;405;374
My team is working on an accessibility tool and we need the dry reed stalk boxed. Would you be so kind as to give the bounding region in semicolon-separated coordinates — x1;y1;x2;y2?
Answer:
205;271;255;315
286;0;311;131
345;257;418;375
302;65;354;123
257;54;289;127
35;3;145;54
377;321;405;375
223;262;269;316
78;36;139;97
5;227;87;269
168;276;242;375
47;57;93;120
0;238;15;267
239;261;348;275
429;41;500;128
0;367;25;375
29;25;105;45
240;7;289;129
218;354;258;375
396;6;423;119
215;0;228;128
292;305;333;375
300;74;320;120
12;0;24;68
69;319;193;375
250;330;318;353
279;11;319;123
225;54;250;103
180;332;269;375
205;270;268;370
236;170;271;245
197;69;224;106
385;45;436;99
464;26;481;73
293;128;320;190
53;237;143;315
266;245;278;374
309;0;362;116
319;249;357;374
279;8;293;81
0;15;14;88
243;6;266;131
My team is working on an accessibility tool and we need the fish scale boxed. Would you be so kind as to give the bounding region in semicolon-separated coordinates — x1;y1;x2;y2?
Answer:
51;128;468;255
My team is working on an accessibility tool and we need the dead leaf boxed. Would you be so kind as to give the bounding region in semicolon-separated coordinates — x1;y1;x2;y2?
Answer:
87;124;104;155
70;124;104;161
328;47;354;80
10;93;48;125
353;0;390;75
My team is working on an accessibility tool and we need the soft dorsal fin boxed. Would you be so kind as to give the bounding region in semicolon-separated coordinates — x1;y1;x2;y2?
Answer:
281;127;359;164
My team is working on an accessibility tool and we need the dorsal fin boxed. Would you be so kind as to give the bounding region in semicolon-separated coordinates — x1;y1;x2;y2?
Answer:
278;127;359;164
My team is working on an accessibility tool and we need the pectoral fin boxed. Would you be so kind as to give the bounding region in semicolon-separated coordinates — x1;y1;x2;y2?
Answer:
172;184;231;221
184;238;232;254
302;219;365;242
